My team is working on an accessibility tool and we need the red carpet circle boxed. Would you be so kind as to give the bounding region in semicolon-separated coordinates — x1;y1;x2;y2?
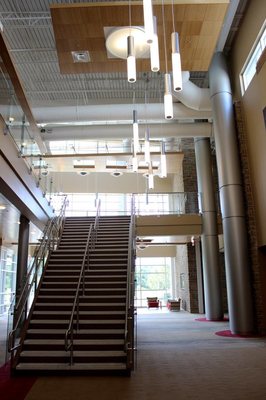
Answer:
215;330;259;338
195;317;229;322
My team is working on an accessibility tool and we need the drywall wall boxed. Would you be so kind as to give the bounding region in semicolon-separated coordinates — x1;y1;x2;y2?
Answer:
231;0;266;246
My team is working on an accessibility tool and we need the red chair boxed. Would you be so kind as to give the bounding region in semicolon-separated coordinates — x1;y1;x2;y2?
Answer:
147;297;160;309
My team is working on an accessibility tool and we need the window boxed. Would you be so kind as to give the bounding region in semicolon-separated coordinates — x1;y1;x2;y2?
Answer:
240;21;266;94
0;248;16;315
134;257;173;307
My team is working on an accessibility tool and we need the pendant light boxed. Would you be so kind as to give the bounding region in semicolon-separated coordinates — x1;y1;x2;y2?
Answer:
150;16;160;72
144;128;151;165
160;141;167;178
127;36;136;83
171;1;182;91
143;0;154;44
132;154;138;172
164;73;173;120
132;140;138;172
171;33;182;91
133;110;139;152
148;164;154;189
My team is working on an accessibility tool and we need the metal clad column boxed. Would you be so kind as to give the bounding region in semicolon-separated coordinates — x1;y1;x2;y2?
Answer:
195;138;223;320
16;215;30;303
209;52;254;334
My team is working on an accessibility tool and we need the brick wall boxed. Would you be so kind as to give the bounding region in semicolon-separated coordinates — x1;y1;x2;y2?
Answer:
179;138;199;312
234;101;265;333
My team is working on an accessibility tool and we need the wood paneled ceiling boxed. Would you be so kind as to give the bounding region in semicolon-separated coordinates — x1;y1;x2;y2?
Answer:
50;1;229;75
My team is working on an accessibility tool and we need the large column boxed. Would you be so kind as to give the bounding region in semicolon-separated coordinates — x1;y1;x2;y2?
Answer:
16;215;30;303
195;138;223;320
209;52;254;334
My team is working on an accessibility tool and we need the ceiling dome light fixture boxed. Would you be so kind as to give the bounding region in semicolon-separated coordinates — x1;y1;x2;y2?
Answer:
78;171;88;176
111;171;123;177
105;27;149;59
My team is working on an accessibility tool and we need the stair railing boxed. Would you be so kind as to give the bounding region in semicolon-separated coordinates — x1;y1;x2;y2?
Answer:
7;195;68;366
65;198;101;365
65;224;93;365
124;194;136;370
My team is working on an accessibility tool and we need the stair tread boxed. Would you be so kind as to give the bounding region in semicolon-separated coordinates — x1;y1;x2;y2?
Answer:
42;281;126;285
37;295;126;300
21;350;125;357
16;363;127;370
30;319;125;324
40;288;126;292
27;329;124;334
33;311;125;315
24;339;124;345
45;270;127;273
35;303;126;306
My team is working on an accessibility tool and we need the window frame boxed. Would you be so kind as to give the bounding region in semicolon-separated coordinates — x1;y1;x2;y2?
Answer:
240;20;266;95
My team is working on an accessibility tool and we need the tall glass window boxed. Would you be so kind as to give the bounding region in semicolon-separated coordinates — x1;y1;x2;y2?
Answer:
0;248;16;315
134;257;173;307
240;21;266;94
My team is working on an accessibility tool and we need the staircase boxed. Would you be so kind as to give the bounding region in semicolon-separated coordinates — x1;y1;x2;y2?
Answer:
14;215;133;374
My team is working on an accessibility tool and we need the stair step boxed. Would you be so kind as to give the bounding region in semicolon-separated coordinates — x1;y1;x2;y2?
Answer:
16;362;127;371
45;268;127;278
19;350;126;363
33;311;125;318
26;329;125;340
35;303;126;307
37;295;126;303
20;350;125;357
24;339;124;345
23;339;124;351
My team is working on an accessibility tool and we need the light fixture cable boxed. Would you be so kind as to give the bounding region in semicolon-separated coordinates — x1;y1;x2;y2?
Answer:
162;0;173;119
127;0;136;83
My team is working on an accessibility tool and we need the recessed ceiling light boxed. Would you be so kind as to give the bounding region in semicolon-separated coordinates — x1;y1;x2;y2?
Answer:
0;205;6;210
71;51;91;63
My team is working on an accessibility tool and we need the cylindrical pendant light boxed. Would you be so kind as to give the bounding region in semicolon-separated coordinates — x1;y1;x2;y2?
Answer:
150;16;160;72
171;32;182;91
148;173;154;189
127;36;136;83
133;110;139;152
132;156;138;172
144;128;151;164
160;141;167;178
143;0;154;44
164;73;173;120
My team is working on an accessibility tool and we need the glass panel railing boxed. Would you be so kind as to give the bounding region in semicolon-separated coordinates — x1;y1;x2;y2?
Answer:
55;192;201;217
135;192;200;215
6;196;67;365
0;62;60;207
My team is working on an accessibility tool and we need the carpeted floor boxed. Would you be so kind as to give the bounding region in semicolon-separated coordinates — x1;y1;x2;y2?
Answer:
2;310;266;400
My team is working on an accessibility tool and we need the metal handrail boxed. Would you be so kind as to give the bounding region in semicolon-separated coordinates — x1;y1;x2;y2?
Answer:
65;198;101;365
65;224;93;365
7;196;68;364
124;194;136;370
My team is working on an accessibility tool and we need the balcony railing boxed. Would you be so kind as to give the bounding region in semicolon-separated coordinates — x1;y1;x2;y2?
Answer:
52;192;201;217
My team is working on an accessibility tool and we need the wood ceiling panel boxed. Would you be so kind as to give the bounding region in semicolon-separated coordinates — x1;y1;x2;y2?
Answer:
50;1;229;74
